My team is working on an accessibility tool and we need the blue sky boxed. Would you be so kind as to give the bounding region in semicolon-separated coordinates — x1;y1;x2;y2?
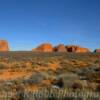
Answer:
0;0;100;51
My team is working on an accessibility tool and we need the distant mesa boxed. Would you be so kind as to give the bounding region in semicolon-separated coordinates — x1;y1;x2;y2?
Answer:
32;43;53;52
0;40;9;51
94;49;100;52
0;40;98;52
32;43;90;53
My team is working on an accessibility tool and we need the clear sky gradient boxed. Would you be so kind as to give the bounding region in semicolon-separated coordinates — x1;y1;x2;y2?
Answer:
0;0;100;51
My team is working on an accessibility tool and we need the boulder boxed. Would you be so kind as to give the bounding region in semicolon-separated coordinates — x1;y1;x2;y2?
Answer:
54;44;67;52
0;40;9;51
94;49;100;53
32;43;53;52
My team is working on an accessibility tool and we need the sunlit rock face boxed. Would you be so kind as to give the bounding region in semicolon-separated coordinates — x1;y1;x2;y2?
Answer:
0;40;9;51
94;49;100;52
32;43;90;53
66;45;90;53
75;47;90;53
54;44;67;52
32;43;53;52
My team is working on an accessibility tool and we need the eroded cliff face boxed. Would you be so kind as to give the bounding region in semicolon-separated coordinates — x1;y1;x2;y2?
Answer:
32;43;53;52
0;40;9;51
94;49;100;52
32;43;90;53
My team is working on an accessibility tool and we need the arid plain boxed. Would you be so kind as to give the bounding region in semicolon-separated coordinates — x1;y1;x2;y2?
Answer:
0;40;100;100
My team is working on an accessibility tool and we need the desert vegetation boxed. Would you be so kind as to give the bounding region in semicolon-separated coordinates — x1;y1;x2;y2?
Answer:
0;52;99;99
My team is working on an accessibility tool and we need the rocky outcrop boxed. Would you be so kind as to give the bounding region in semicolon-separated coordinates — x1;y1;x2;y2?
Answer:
54;44;67;52
94;49;100;53
32;43;53;52
0;40;9;51
65;45;90;53
32;43;90;53
75;47;90;53
66;45;78;52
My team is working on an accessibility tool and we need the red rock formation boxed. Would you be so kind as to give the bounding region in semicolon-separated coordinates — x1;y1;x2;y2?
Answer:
66;45;90;53
54;44;67;52
66;45;77;52
33;43;53;52
75;47;90;53
0;40;9;51
94;49;100;52
32;43;90;53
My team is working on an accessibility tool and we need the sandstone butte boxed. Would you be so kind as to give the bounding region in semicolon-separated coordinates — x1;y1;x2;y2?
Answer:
65;45;90;53
32;43;90;53
54;44;67;52
0;40;9;51
32;43;53;52
94;49;100;52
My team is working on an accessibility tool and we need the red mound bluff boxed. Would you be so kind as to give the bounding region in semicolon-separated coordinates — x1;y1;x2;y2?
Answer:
0;40;9;51
32;43;90;53
75;47;90;53
54;44;67;52
66;45;90;53
32;43;53;52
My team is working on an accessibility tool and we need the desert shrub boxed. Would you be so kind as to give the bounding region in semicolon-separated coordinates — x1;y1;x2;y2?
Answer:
72;82;82;90
76;66;96;76
31;63;39;68
11;63;21;68
0;62;7;69
94;59;100;64
11;85;26;100
10;62;27;72
23;73;46;85
51;78;64;88
96;85;100;92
